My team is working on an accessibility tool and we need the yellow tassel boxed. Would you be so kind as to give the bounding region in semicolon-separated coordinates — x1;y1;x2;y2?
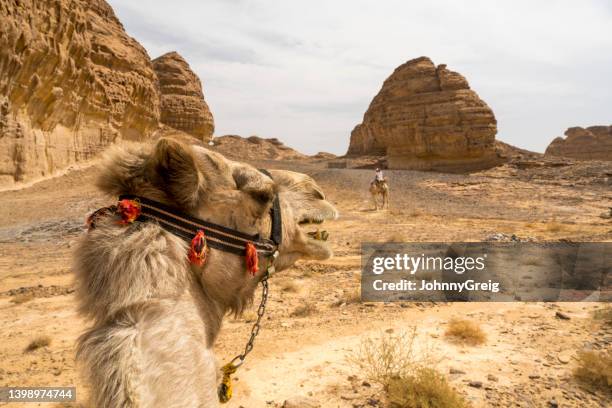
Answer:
218;362;238;403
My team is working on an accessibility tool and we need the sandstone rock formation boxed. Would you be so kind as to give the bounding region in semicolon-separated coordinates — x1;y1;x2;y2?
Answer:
495;141;542;161
152;52;214;142
0;0;162;186
545;126;612;161
348;57;499;172
211;135;307;161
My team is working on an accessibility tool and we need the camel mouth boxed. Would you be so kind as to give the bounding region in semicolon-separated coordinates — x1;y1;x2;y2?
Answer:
298;213;334;242
298;216;325;225
306;229;329;241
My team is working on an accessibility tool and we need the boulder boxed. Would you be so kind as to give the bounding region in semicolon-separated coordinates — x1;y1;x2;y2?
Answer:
0;0;161;186
152;52;214;142
545;126;612;161
348;57;500;172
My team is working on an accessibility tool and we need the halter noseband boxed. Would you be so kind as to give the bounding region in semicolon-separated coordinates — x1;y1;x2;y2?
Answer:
88;169;282;266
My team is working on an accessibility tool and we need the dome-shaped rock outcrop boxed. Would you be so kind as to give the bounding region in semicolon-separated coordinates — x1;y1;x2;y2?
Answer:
348;57;500;172
152;52;214;142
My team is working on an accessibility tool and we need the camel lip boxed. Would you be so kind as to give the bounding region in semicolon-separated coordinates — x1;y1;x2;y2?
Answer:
298;217;331;243
306;229;329;241
298;218;324;225
297;208;336;226
297;207;337;244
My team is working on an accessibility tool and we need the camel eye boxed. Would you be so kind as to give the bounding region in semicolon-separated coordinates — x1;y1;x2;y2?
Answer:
249;189;273;204
312;188;325;200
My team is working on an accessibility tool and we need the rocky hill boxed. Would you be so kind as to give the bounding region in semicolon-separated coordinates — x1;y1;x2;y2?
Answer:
495;140;542;160
348;57;500;173
545;125;612;161
152;127;317;163
152;52;214;142
0;0;161;186
210;135;308;161
0;0;218;187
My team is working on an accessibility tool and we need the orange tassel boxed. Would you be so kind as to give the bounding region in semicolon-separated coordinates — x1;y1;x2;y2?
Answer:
189;230;208;266
245;242;258;276
117;199;141;225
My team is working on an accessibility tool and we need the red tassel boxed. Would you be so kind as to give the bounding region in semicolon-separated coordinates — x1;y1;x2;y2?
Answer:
189;230;208;266
117;199;141;225
245;242;258;276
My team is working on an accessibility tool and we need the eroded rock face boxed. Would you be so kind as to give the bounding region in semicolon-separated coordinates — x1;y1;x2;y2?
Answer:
545;126;612;161
348;57;499;172
152;52;214;142
0;0;161;186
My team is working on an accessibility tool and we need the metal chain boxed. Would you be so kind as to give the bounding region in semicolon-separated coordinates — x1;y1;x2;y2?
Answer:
242;270;269;358
228;265;271;368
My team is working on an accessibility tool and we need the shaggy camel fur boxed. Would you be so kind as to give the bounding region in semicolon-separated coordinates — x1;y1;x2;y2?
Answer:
74;138;337;407
370;180;389;210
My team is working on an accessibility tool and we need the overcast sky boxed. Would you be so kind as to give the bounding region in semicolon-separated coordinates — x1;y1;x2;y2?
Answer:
108;0;612;155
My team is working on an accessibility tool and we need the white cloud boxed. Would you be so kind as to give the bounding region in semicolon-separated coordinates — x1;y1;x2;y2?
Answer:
108;0;612;154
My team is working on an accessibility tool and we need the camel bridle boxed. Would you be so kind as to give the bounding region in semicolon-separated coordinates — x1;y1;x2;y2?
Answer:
86;169;282;403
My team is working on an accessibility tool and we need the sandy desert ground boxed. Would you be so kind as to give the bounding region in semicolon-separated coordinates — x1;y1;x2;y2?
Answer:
0;155;611;407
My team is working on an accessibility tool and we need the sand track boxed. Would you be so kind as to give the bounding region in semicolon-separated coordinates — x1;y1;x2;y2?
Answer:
0;158;610;407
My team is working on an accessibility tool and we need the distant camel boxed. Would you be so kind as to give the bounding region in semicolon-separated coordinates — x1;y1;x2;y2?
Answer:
370;179;389;210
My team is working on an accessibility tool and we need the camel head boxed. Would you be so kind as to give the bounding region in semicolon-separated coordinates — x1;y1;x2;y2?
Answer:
94;137;337;313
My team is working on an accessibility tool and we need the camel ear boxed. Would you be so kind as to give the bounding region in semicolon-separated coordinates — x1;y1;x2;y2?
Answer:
149;138;204;208
233;167;275;205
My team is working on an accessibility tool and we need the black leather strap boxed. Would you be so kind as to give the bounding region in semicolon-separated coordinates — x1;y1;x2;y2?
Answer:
118;193;278;257
258;169;283;246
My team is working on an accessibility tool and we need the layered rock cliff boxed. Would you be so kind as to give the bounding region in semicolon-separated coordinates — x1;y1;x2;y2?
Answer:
152;52;214;142
348;57;500;172
0;0;162;185
545;126;612;161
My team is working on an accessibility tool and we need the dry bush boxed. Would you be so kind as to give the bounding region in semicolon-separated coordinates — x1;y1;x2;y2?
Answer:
290;302;317;317
417;271;436;282
348;327;434;387
522;256;543;266
444;318;486;346
386;232;406;242
11;293;34;304
300;268;315;278
573;350;612;394
241;310;257;322
24;335;51;353
280;280;299;293
593;306;612;327
544;220;565;233
387;367;470;408
332;288;361;307
409;208;424;218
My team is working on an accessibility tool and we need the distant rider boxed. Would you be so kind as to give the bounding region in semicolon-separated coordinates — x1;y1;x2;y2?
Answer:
373;168;385;186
